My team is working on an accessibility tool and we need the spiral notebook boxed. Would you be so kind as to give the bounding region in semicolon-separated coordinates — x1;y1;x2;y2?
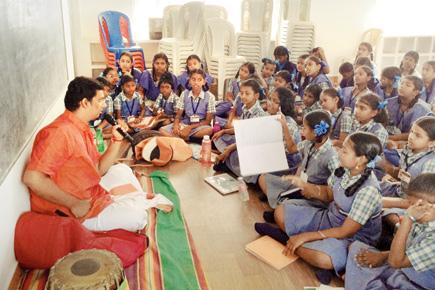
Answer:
204;173;239;195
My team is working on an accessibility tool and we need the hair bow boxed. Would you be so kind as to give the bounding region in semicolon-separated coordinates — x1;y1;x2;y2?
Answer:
377;100;388;110
314;120;330;137
367;155;382;169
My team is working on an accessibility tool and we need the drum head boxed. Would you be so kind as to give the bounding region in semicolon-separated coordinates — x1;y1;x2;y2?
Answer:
47;249;123;290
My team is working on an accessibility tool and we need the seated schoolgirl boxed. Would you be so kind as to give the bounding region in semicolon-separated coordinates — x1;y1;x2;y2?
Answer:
266;87;302;174
92;77;115;130
113;75;144;130
139;53;178;114
310;47;330;75
212;79;268;184
346;173;435;290
273;45;297;77
295;54;310;96
376;66;401;100
100;67;119;97
379;116;435;227
260;58;276;96
341;65;375;112
159;69;215;140
177;54;213;93
352;93;389;148
304;56;332;91
400;51;421;78
386;76;431;142
354;42;375;69
257;110;340;209
152;72;179;128
256;132;383;284
319;88;353;146
338;62;354;89
274;70;293;91
302;84;322;116
420;61;435;104
215;62;257;127
113;52;142;96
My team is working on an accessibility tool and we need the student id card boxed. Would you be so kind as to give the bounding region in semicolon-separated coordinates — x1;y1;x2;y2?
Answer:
190;114;200;123
398;169;411;185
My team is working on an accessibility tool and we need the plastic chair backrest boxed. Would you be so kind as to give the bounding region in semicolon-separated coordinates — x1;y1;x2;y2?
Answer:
98;11;134;48
177;2;205;40
241;0;273;33
162;5;181;38
206;18;236;57
204;5;227;20
362;28;383;47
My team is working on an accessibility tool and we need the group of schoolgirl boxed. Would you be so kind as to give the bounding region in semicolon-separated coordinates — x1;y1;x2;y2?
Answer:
216;42;433;289
205;42;435;288
92;45;435;289
92;52;215;138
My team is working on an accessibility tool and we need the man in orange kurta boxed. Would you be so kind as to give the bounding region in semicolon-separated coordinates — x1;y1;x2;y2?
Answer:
23;77;171;232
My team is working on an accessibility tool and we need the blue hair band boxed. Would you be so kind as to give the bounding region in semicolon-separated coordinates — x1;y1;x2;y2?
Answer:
377;100;388;110
314;120;330;137
367;155;382;169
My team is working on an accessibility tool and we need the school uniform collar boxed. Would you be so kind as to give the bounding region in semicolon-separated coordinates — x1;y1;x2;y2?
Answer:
401;146;435;163
160;92;177;102
358;119;376;131
64;110;92;133
119;91;141;102
340;168;363;189
188;90;205;100
331;108;343;118
307;138;333;159
242;101;262;115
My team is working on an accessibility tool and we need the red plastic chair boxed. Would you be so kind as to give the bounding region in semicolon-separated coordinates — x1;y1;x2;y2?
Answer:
98;11;145;71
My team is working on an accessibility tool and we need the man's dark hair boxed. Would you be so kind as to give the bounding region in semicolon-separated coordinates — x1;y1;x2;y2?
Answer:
64;77;103;111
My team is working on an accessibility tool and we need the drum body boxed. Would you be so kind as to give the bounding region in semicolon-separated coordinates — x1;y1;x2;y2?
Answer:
46;249;125;290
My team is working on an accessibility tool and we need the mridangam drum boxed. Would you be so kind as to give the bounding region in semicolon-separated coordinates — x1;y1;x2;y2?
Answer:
46;249;126;290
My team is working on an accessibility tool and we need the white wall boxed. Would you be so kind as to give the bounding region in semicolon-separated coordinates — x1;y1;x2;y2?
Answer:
70;0;133;77
0;0;75;287
310;0;377;75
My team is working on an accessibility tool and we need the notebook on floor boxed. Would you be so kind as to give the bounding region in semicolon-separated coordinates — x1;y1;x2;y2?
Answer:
245;236;298;270
204;173;239;195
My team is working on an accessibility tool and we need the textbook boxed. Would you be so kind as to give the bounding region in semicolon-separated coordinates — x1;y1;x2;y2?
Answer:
204;173;239;195
245;236;298;270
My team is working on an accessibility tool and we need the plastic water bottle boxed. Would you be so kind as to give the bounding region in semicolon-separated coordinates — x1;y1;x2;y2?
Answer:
238;177;249;201
95;128;105;153
200;135;212;163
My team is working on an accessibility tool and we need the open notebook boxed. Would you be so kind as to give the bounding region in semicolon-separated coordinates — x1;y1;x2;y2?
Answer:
245;236;298;270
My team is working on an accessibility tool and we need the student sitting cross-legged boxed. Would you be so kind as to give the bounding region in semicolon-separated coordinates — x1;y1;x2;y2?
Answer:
345;173;435;290
159;68;215;140
256;132;383;284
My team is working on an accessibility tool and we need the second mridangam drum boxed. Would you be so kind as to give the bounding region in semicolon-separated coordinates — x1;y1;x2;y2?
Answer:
46;249;125;290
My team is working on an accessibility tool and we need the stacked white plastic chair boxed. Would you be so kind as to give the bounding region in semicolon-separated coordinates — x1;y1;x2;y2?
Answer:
205;17;246;99
236;0;273;70
287;21;315;62
159;2;207;75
